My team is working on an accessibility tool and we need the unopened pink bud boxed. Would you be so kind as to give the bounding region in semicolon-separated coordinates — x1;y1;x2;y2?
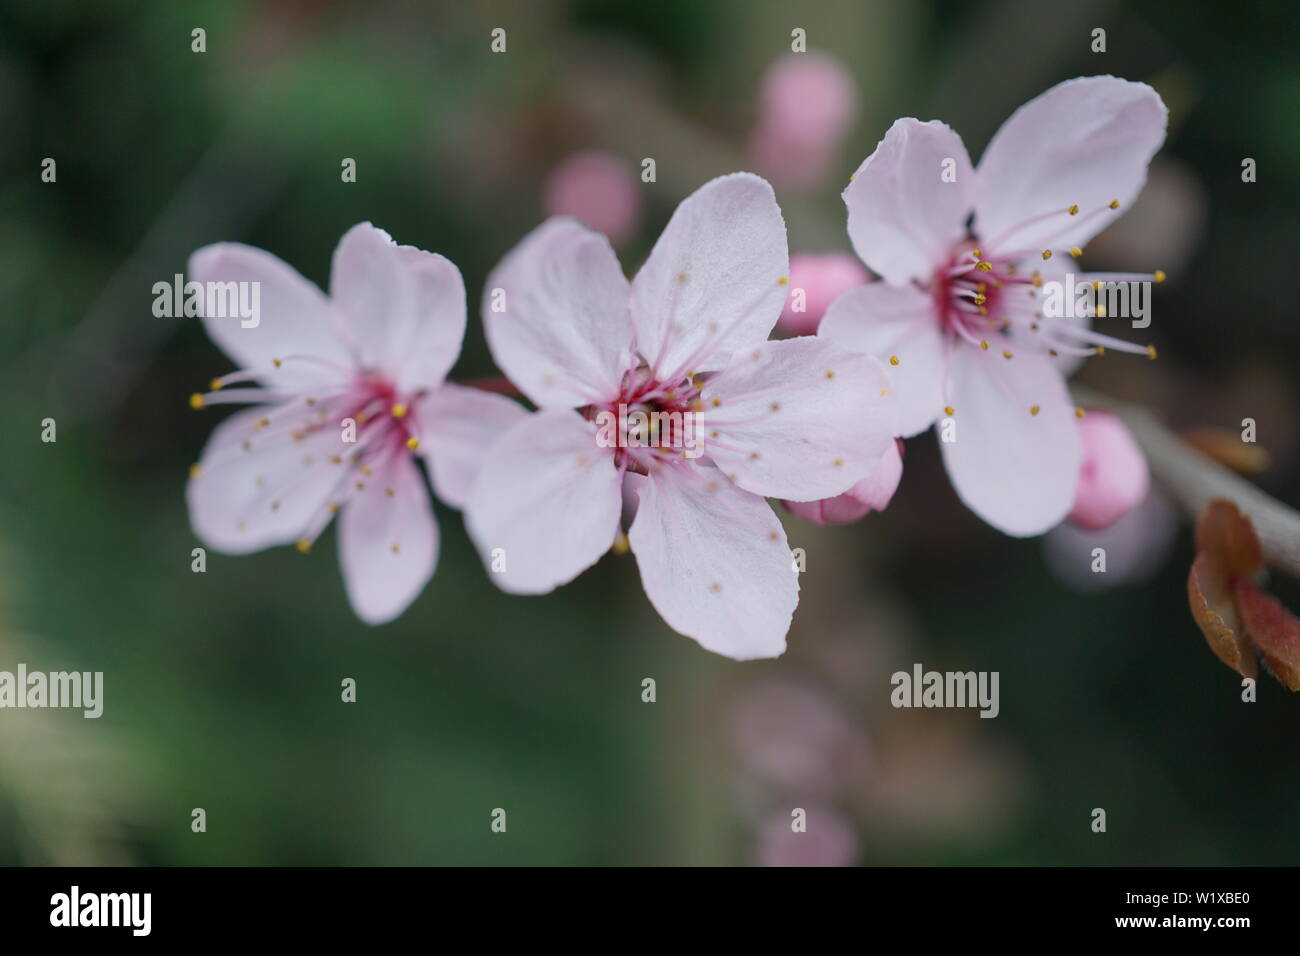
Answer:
542;151;641;244
777;252;870;336
1068;410;1149;531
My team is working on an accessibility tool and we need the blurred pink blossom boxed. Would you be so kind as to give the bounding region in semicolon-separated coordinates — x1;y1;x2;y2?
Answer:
784;438;903;525
1068;410;1149;530
749;52;859;190
729;676;872;797
756;805;859;867
776;252;870;336
542;150;641;244
1044;487;1179;591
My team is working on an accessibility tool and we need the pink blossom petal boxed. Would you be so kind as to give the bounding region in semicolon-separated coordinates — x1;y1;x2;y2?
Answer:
389;246;468;391
783;438;903;525
187;243;353;391
627;465;796;660
817;282;946;438
776;252;870;336
630;173;788;378
702;337;894;501
938;345;1081;536
974;76;1168;253
338;452;438;625
415;383;528;510
842;118;975;285
543;150;641;244
187;402;352;554
465;409;622;594
329;223;413;368
1067;410;1149;530
482;218;633;408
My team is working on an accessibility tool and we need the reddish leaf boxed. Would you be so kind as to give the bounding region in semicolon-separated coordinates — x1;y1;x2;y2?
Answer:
1194;499;1263;577
1234;578;1300;691
1188;552;1255;679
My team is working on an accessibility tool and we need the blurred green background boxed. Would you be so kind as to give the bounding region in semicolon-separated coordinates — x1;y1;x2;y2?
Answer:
0;0;1297;865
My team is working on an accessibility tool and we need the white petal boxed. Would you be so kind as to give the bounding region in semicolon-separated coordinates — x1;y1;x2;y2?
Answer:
975;76;1168;253
628;465;796;660
938;344;1081;536
338;453;438;625
416;383;528;509
701;337;895;501
187;243;353;391
482;218;633;408
187;402;353;553
464;409;622;593
630;172;789;378
817;283;947;437
842;118;976;285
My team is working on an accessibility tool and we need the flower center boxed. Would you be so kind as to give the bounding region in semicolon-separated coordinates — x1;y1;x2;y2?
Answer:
586;366;706;474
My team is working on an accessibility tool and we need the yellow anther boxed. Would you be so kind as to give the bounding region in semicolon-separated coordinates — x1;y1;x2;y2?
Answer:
972;249;981;258
944;405;955;416
1068;204;1079;215
825;369;835;379
976;261;993;272
390;403;407;419
1041;249;1052;260
1049;348;1059;357
973;294;986;305
980;340;989;351
1147;344;1158;360
889;355;900;366
355;481;366;490
711;396;722;407
328;502;340;514
1075;406;1086;419
360;464;372;475
189;392;206;410
385;487;395;497
210;378;224;391
257;417;270;429
1095;346;1106;356
406;437;420;451
1030;405;1040;416
390;543;400;554
272;358;282;368
295;538;311;554
1002;350;1013;359
832;457;844;467
1109;199;1120;209
1153;269;1166;283
777;276;789;286
188;463;201;478
1069;247;1082;258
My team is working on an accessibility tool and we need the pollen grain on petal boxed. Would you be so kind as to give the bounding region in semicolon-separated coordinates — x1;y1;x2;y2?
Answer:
888;355;900;366
1075;406;1086;419
944;405;954;416
1030;404;1040;416
709;581;723;593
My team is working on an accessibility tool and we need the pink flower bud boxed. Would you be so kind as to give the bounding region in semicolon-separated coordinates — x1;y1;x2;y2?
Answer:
750;52;858;190
1068;410;1149;531
784;439;903;525
542;150;641;244
777;252;870;336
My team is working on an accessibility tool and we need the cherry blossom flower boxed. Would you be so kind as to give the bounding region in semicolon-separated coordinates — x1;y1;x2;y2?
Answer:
465;174;895;660
819;76;1168;535
185;223;524;625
